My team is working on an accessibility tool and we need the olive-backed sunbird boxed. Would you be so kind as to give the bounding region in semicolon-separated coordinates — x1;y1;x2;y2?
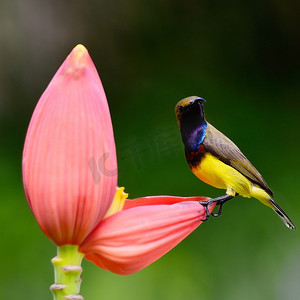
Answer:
175;96;295;230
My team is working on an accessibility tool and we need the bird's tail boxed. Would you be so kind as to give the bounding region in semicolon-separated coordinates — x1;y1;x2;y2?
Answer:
251;186;295;230
269;198;296;230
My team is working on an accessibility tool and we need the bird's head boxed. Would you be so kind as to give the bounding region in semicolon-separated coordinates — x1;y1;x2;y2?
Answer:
175;96;206;127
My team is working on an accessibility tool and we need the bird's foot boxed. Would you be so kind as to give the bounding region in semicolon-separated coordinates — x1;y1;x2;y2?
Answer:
199;194;235;222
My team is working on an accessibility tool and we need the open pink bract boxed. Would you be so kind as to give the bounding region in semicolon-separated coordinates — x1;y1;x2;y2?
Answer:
22;45;117;245
80;196;215;275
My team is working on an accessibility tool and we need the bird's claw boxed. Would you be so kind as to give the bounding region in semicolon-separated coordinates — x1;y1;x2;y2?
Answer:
200;204;210;222
199;194;235;222
211;202;224;217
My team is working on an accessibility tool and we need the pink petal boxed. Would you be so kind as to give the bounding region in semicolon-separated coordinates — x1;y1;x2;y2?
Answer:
22;45;117;245
79;199;215;275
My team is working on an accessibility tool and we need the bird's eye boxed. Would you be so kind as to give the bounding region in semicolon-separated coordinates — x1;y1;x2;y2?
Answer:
178;105;184;113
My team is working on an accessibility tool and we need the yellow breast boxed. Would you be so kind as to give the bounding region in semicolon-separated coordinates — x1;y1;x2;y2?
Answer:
191;153;253;198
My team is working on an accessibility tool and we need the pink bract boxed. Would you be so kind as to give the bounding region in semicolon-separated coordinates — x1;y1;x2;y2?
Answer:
22;45;117;245
80;196;214;275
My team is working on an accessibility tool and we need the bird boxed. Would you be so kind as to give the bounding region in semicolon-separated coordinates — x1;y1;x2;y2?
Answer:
175;96;295;230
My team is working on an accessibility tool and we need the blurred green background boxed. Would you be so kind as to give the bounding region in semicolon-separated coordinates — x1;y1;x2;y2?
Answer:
1;1;300;299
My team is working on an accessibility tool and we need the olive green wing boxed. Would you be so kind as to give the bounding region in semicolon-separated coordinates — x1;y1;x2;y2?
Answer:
203;123;273;197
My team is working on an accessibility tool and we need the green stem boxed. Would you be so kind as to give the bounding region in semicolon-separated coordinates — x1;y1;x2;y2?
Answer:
50;245;84;300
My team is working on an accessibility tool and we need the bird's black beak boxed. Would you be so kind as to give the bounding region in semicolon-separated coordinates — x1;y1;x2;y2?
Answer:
189;97;206;120
190;97;206;105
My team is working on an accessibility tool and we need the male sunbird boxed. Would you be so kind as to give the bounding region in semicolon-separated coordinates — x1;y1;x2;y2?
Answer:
175;96;295;230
